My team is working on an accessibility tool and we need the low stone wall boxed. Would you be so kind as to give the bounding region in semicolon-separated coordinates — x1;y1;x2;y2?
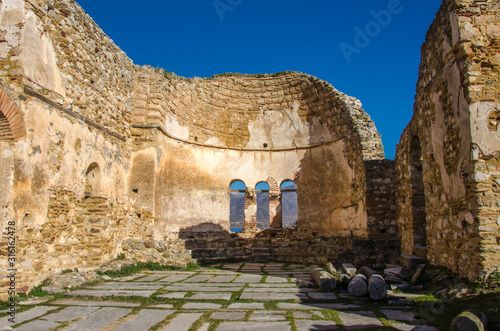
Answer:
365;159;397;237
121;239;196;268
123;230;401;269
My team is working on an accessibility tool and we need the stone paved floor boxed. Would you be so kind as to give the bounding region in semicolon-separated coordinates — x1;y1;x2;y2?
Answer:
0;262;440;330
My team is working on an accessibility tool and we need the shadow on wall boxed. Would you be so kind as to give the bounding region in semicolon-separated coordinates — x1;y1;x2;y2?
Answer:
178;223;245;262
176;222;400;267
295;81;368;237
295;79;397;238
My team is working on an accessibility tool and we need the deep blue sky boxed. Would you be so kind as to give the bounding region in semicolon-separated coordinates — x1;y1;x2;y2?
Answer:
76;0;442;160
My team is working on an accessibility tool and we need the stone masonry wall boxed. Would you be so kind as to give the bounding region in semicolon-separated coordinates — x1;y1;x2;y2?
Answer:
459;0;500;275
0;0;138;300
365;159;397;238
0;0;136;140
122;230;401;270
133;68;384;159
395;0;500;280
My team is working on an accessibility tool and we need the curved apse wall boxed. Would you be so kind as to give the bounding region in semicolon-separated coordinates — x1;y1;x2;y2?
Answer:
131;69;385;237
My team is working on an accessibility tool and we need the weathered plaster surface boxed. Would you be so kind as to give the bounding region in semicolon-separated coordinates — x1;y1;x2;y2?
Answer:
20;11;64;95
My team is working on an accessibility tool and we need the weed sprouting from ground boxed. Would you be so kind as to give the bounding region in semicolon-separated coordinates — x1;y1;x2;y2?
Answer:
29;285;51;298
475;271;500;293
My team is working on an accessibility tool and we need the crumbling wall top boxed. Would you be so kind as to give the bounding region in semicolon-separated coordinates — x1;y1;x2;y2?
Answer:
134;67;385;159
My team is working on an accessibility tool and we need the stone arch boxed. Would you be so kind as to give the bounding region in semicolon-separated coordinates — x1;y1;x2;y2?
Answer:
229;179;246;191
0;89;26;142
85;162;101;196
280;179;297;188
229;180;246;232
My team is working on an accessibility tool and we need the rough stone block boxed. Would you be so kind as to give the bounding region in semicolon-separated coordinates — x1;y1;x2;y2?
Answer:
161;313;203;331
211;312;246;320
216;321;291;331
66;307;132;331
181;303;222;310
0;306;58;326
295;320;338;330
113;309;174;331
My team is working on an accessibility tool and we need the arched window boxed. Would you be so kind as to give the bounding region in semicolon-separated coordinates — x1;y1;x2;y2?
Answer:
85;163;101;196
255;182;271;229
229;180;246;232
281;180;297;230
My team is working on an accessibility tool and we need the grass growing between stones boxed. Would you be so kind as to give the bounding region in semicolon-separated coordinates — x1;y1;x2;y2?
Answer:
243;309;254;320
377;316;393;327
322;309;342;325
474;271;500;293
10;285;65;308
98;261;200;278
231;288;245;301
61;294;159;306
264;301;277;310
205;320;222;331
79;278;104;288
189;311;215;331
149;311;180;331
53;320;72;330
285;310;295;326
412;293;438;303
184;291;195;298
25;284;51;298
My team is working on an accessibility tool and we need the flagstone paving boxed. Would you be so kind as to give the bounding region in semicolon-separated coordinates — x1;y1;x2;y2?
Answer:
0;262;440;330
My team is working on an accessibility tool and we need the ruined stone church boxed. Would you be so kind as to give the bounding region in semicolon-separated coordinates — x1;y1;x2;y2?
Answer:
0;0;499;297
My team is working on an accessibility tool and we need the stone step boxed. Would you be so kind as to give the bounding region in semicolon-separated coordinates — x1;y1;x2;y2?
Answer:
414;245;427;259
400;254;426;269
269;255;304;263
412;235;427;244
197;256;250;264
253;254;271;263
252;248;270;254
191;248;227;258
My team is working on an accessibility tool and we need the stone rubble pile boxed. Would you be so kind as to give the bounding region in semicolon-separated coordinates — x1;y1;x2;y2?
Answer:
301;260;476;303
41;270;100;294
